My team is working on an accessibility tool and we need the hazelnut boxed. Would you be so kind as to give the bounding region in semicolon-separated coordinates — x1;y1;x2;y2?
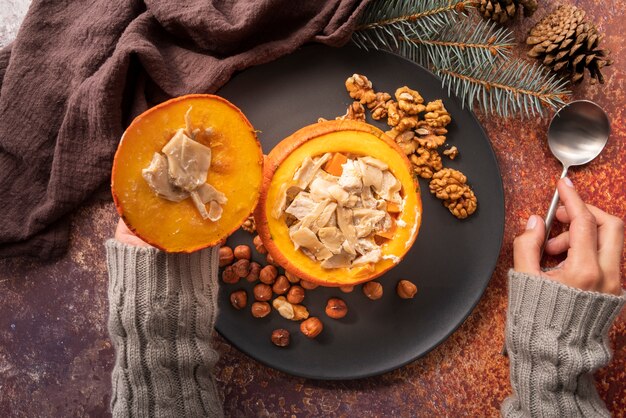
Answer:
272;275;290;295
221;266;239;284
300;280;319;290
229;290;247;310
251;301;271;318
285;271;300;284
245;261;261;283
272;296;295;319
339;285;354;293
286;286;305;304
266;253;278;266
362;281;383;300
233;245;251;260
271;329;290;347
218;247;234;267
253;283;273;302
325;298;348;319
397;280;417;299
232;259;251;278
259;265;278;285
292;304;310;321
300;317;323;338
253;235;267;255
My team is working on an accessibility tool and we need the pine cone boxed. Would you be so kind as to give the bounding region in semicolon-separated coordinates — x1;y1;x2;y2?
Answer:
478;0;538;24
526;6;613;84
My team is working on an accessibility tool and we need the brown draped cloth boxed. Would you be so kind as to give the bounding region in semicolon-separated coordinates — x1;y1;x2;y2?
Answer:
0;0;369;259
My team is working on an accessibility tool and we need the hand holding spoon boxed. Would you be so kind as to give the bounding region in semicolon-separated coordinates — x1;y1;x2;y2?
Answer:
543;100;610;250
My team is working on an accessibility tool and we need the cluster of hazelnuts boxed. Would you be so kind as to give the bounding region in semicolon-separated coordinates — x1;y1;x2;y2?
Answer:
220;235;418;348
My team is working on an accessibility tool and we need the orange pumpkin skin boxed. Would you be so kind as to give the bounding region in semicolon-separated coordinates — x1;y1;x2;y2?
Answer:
112;94;263;253
255;120;422;287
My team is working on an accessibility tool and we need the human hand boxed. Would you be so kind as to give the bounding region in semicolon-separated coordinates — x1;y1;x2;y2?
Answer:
513;177;624;296
114;219;152;248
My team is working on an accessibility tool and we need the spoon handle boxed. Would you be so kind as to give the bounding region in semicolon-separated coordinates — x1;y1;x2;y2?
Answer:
543;166;569;255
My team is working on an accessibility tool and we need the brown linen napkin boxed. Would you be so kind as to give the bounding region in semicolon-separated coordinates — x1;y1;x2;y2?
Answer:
0;0;369;259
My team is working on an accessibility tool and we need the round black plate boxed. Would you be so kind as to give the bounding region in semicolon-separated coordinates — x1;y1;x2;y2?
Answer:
215;44;504;380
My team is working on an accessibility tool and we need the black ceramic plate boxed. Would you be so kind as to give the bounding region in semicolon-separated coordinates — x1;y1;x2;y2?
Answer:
215;44;504;380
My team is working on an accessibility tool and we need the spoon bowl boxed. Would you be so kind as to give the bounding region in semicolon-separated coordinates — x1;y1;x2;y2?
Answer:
543;100;610;249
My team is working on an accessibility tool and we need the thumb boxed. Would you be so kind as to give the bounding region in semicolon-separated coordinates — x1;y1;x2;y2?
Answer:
513;215;546;275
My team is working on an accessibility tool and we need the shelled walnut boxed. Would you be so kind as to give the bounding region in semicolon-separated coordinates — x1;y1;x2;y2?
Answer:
337;101;366;122
395;86;426;115
241;216;256;233
443;146;459;160
423;100;451;128
411;147;443;179
429;168;477;219
345;74;377;105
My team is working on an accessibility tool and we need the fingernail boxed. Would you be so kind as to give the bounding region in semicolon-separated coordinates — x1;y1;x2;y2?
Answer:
563;177;574;188
526;215;538;230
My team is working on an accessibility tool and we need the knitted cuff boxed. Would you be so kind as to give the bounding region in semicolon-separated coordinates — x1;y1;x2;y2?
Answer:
105;239;224;418
503;269;625;418
507;270;625;337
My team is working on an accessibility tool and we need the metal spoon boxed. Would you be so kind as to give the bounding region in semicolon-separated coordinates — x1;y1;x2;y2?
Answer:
543;100;611;249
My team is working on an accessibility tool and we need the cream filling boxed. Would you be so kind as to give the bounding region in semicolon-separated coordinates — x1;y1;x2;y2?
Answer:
141;106;227;221
276;153;404;269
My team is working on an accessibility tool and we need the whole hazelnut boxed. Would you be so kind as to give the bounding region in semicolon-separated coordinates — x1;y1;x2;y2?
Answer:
271;329;290;347
229;290;247;310
362;281;383;300
300;280;319;290
339;285;354;293
397;280;417;299
232;259;251;278
219;247;234;267
325;298;348;319
285;271;300;284
272;275;290;295
221;266;239;284
253;283;273;302
259;265;278;285
245;261;261;283
286;286;305;304
251;301;271;318
300;317;323;338
253;235;267;255
233;245;251;260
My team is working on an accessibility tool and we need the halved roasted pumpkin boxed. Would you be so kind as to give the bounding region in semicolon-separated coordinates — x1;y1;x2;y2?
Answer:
255;120;422;287
112;94;263;252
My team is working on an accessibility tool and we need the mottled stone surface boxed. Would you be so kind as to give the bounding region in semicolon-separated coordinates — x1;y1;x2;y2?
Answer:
1;2;624;416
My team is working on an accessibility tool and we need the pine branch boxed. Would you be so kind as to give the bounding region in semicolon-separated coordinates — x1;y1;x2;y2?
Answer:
436;59;570;117
397;18;513;68
353;0;475;50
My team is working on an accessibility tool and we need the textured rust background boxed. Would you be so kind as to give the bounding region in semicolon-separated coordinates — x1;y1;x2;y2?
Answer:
1;2;625;417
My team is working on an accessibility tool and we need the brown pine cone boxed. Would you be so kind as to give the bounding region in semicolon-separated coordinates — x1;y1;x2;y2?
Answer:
526;5;612;84
477;0;537;24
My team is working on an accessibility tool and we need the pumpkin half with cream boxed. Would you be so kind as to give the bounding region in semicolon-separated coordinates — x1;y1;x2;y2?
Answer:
112;94;263;252
255;120;422;287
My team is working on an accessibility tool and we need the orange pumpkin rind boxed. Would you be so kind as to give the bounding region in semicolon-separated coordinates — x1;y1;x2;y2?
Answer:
112;94;263;253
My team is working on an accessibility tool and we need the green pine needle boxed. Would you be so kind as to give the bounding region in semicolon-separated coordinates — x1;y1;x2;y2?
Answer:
351;0;571;117
353;0;474;50
398;18;514;68
437;59;570;117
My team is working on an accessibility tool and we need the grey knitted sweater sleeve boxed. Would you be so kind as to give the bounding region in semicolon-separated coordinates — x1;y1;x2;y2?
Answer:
502;270;625;418
105;239;224;418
